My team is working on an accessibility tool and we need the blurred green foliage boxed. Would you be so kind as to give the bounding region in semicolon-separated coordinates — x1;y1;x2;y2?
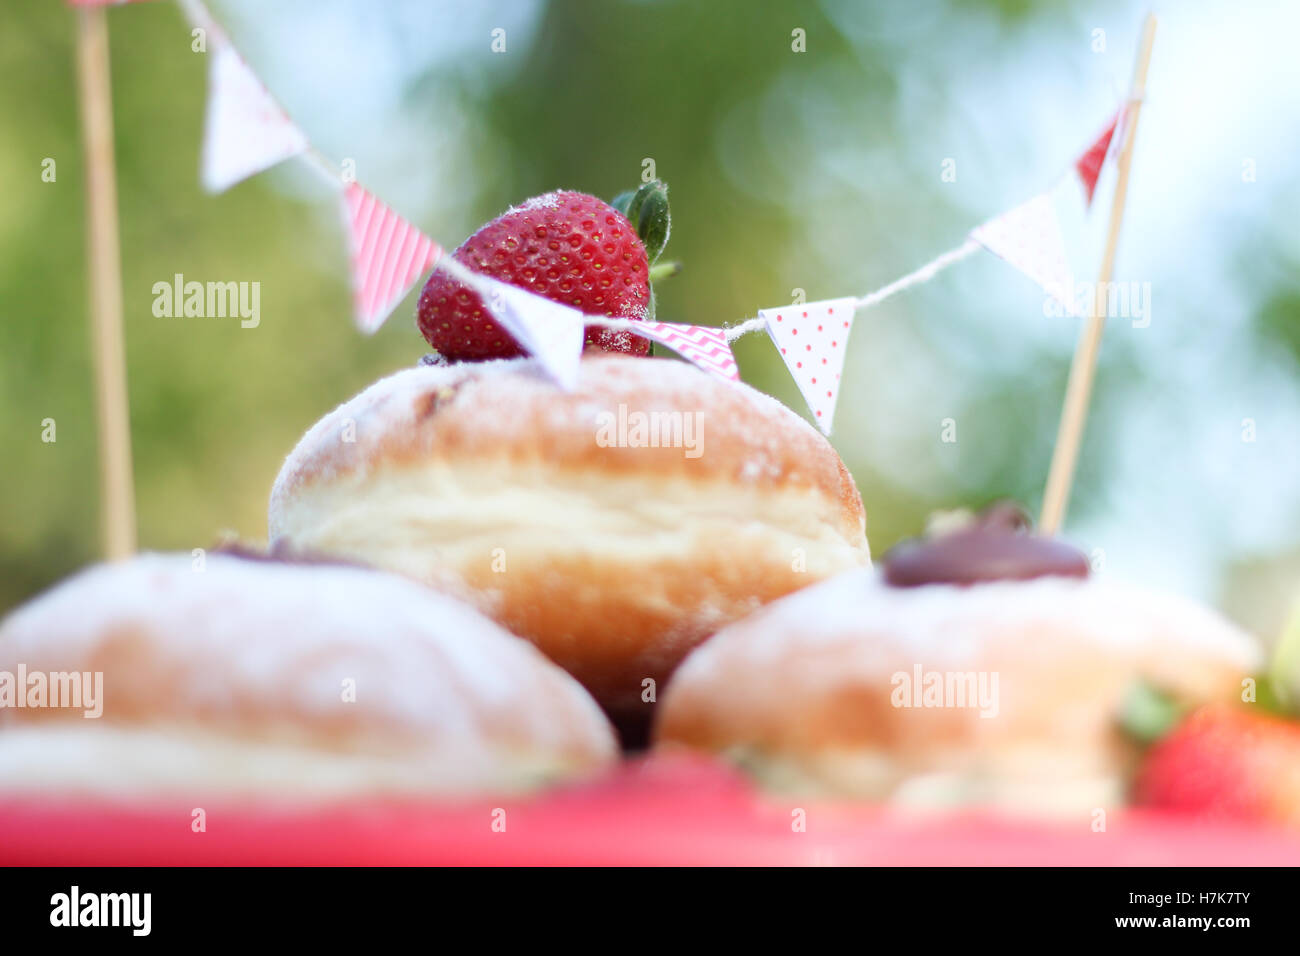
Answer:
2;0;1296;631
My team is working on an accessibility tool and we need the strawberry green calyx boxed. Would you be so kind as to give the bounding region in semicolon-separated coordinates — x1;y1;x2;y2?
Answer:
1118;680;1186;745
612;180;679;319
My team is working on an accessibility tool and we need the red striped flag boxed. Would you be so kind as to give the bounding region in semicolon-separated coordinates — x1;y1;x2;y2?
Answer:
1076;109;1123;207
632;322;739;382
342;184;443;333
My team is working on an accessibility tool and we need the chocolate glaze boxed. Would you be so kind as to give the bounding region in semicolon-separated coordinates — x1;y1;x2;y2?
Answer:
213;539;373;571
882;503;1090;588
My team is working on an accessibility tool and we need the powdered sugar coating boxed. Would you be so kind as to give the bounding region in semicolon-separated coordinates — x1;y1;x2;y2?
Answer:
671;568;1260;683
0;554;617;766
514;191;567;213
657;567;1262;811
269;355;866;544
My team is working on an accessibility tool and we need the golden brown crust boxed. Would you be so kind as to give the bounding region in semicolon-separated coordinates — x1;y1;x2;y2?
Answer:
655;569;1262;805
270;355;866;544
268;356;871;726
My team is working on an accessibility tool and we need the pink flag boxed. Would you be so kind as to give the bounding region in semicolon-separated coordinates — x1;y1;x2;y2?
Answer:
476;278;585;390
758;297;858;436
632;322;739;382
1076;109;1124;207
200;41;309;193
342;183;443;333
971;194;1076;313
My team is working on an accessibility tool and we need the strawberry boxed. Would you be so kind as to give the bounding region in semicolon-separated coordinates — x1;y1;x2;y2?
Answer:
417;181;677;362
1133;702;1300;828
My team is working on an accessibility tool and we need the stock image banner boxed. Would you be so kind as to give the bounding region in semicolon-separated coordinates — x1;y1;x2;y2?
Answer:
1;0;1297;934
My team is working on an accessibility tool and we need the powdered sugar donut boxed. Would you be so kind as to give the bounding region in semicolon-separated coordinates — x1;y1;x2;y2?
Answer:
0;553;617;799
655;553;1260;816
268;355;870;735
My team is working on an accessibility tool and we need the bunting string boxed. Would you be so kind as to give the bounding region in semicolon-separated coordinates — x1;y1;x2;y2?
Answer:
161;0;1132;435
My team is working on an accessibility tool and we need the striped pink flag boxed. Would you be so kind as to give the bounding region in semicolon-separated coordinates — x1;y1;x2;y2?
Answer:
633;322;739;382
342;184;443;333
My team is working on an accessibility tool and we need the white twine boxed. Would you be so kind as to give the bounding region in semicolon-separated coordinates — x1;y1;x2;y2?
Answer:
178;0;1117;351
428;236;983;342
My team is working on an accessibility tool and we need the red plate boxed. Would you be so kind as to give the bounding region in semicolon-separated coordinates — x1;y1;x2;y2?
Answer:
3;753;1296;866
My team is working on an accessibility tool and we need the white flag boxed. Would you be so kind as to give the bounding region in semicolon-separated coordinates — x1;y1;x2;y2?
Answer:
200;41;309;193
479;279;585;390
971;194;1077;313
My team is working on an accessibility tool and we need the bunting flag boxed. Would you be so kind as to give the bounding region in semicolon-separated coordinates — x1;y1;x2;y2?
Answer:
758;298;859;435
632;322;739;382
200;41;309;193
971;194;1077;313
1075;109;1124;207
342;183;443;333
92;0;1137;420
478;278;585;390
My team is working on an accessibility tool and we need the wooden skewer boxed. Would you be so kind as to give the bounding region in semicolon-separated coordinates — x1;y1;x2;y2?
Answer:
75;6;136;560
1039;14;1158;535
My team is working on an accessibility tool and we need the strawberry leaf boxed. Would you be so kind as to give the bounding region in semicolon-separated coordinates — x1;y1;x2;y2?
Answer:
648;260;681;283
633;180;671;264
1118;680;1186;744
610;190;635;218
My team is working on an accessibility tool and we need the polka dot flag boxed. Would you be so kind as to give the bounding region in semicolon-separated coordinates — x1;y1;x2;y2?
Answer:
758;297;859;436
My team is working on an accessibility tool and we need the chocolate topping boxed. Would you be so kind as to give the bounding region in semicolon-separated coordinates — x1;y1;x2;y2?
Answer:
882;503;1090;588
213;538;373;571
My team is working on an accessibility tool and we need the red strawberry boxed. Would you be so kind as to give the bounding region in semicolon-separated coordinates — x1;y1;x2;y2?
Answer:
1134;703;1300;828
417;183;677;362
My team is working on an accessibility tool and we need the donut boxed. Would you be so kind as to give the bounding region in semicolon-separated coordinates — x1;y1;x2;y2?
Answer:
268;354;870;734
0;553;617;799
654;515;1261;815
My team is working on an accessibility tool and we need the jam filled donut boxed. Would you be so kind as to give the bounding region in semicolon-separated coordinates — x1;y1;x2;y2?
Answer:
268;354;870;738
0;553;617;799
654;506;1260;814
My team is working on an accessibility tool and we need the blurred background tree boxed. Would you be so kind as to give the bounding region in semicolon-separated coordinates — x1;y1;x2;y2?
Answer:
2;0;1297;641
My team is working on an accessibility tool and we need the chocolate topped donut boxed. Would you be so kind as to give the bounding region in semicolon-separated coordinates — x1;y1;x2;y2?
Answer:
882;503;1090;587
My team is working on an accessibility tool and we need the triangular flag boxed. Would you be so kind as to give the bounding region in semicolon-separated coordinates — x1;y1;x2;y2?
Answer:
758;297;858;435
971;194;1076;313
1075;109;1123;207
478;278;585;390
342;183;443;333
200;41;309;193
632;322;739;381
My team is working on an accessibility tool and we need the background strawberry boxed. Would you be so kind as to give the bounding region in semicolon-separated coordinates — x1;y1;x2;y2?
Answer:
1133;702;1300;828
417;181;677;362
